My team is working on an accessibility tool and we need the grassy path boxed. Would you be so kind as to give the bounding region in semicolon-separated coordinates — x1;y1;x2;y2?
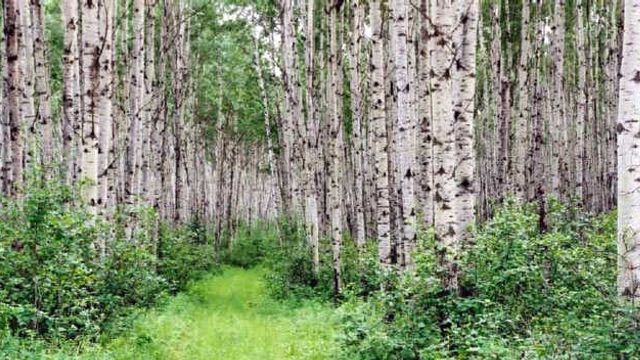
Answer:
66;268;338;360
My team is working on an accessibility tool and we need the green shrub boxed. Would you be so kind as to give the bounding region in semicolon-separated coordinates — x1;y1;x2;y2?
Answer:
262;219;319;299
97;237;166;317
0;177;217;349
222;221;278;268
337;200;640;359
263;218;382;302
158;223;217;293
0;180;103;339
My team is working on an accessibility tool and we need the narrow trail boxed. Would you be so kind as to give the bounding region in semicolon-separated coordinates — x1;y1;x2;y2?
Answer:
70;268;338;360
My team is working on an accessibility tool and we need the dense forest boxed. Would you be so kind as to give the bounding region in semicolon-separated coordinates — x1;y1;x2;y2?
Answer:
0;0;639;358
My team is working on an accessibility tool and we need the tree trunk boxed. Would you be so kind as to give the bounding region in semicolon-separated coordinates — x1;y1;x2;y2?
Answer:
4;0;24;196
144;0;158;206
61;0;81;185
80;0;104;212
391;0;416;267
31;0;54;172
97;0;115;214
371;0;392;266
617;0;640;299
280;0;302;215
126;0;146;202
349;0;366;250
512;0;531;198
417;0;433;227
430;0;478;291
328;2;344;296
18;0;35;177
303;0;320;273
550;0;566;199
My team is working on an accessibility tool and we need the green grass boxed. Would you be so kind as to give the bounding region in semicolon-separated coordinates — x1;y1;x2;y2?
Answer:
50;267;339;360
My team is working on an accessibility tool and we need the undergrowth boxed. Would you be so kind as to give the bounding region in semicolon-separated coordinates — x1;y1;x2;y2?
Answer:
0;178;216;357
261;218;382;302
36;267;337;360
247;200;640;358
336;200;640;359
4;179;639;359
117;198;639;359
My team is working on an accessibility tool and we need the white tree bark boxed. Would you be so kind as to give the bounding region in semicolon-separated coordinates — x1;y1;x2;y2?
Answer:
430;0;457;289
4;0;24;196
512;0;531;198
31;0;54;170
575;0;586;203
349;0;367;250
18;0;35;175
303;0;320;273
391;0;416;267
328;3;344;295
126;0;146;201
550;0;566;198
97;0;115;213
253;32;279;216
417;0;433;227
617;0;640;299
280;0;302;215
370;0;392;266
80;0;103;212
430;0;478;291
452;0;478;245
144;0;158;206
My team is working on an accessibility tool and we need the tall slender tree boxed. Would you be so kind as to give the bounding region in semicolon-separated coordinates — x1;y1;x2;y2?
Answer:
391;0;416;267
617;0;640;299
303;0;321;273
370;0;392;266
31;0;54;170
348;0;366;250
4;0;24;196
429;0;478;291
328;0;344;295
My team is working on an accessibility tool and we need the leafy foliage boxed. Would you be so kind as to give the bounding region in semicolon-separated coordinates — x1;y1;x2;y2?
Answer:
263;218;382;302
337;201;640;359
222;221;278;268
157;221;217;293
0;179;216;349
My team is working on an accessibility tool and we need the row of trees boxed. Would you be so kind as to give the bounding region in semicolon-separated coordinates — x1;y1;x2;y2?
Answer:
0;0;637;299
271;0;480;294
0;0;275;240
268;0;636;298
1;0;198;219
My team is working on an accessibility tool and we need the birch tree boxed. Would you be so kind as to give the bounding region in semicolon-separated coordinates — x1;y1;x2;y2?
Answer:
617;0;640;299
391;0;416;266
18;0;35;175
328;0;344;295
4;0;23;196
512;0;531;198
349;0;366;250
303;0;320;273
279;0;301;214
417;0;433;227
370;0;392;266
80;0;104;211
97;0;115;212
429;0;478;291
31;0;54;170
126;0;146;201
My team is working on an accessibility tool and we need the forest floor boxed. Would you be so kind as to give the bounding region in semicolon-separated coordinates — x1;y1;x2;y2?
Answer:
53;267;339;360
